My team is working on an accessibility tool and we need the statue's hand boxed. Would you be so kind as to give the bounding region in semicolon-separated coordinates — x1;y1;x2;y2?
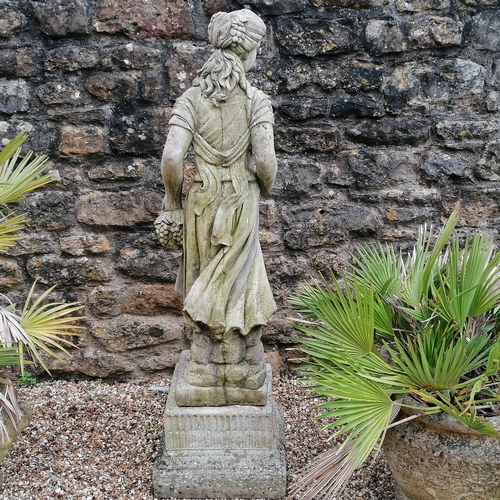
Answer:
154;209;183;250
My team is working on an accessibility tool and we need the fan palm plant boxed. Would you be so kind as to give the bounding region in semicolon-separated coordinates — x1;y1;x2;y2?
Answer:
289;211;500;498
0;132;83;450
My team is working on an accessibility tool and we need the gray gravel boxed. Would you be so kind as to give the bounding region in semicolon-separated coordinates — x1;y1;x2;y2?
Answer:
1;374;395;499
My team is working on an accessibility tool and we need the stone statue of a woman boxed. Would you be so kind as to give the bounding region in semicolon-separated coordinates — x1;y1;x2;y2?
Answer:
156;9;277;406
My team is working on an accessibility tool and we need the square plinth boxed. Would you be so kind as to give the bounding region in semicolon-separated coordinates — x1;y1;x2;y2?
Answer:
152;354;286;499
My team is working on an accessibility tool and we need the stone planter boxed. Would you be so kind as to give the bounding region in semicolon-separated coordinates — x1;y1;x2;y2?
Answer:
383;404;500;500
0;401;32;489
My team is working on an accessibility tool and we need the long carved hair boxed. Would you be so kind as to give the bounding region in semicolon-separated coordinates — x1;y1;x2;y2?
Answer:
193;10;266;106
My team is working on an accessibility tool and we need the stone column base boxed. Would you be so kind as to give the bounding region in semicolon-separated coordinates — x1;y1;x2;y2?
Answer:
152;352;287;499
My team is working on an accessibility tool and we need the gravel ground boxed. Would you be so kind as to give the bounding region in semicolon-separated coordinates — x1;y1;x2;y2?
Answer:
1;374;395;500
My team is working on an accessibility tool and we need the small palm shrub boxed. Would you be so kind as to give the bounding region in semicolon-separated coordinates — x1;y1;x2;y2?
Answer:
289;212;500;498
0;132;83;446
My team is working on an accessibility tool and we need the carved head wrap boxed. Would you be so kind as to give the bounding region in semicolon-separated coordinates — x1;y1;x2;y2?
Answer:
208;10;266;58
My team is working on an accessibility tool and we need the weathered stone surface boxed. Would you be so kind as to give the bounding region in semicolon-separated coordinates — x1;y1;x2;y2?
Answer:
330;93;385;118
5;232;59;257
346;118;430;146
14;48;36;77
278;98;327;120
396;0;450;10
93;0;195;39
202;0;228;17
46;350;134;377
273;157;323;197
60;235;111;256
88;285;124;318
121;284;183;315
167;42;212;99
141;72;165;102
90;314;184;352
0;50;17;77
473;10;500;51
48;107;112;124
31;0;88;37
0;258;23;288
425;59;485;101
345;149;388;188
312;0;388;6
435;119;498;150
365;20;406;56
100;43;161;70
275;124;340;152
236;0;305;14
408;16;463;49
37;81;84;106
265;254;310;285
24;191;77;231
109;107;170;154
87;160;144;181
116;234;181;282
476;140;500;181
490;60;500;88
460;0;500;5
76;190;160;226
421;152;470;179
313;60;385;93
59;126;106;157
0;80;30;114
384;66;420;114
85;73;139;102
0;1;23;38
45;46;99;72
26;255;113;286
487;91;500;112
276;18;360;57
282;202;380;250
135;344;186;372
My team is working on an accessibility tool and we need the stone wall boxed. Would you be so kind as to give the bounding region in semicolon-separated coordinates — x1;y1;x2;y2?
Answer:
1;0;499;378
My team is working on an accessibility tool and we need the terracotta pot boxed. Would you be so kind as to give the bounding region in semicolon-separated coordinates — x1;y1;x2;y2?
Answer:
383;405;500;500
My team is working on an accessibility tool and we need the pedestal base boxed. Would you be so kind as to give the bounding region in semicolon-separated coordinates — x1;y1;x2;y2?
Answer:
152;354;286;499
175;350;268;406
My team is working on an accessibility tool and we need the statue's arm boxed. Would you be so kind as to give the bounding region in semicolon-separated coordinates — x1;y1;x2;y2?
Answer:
160;125;193;211
251;122;277;195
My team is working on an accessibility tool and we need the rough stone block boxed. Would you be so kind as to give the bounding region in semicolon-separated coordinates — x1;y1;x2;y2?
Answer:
475;140;500;181
384;66;420;114
473;10;500;51
276;18;360;57
37;81;84;106
87;160;144;181
421;152;470;179
48;107;112;125
93;0;194;39
135;345;185;372
153;356;286;498
365;20;406;55
31;0;88;37
396;0;450;10
45;45;99;72
435;119;498;149
0;1;23;38
85;72;139;101
0;80;30;114
88;285;125;318
59;235;111;256
346;118;430;146
0;258;23;288
26;255;113;286
202;0;228;17
167;42;212;99
491;60;500;88
16;48;37;77
5;232;59;257
109;107;170;154
487;91;500;112
236;0;305;14
101;43;162;70
282;202;380;249
90;314;185;352
121;284;183;315
275;124;339;152
408;16;463;49
330;93;385;118
23;191;76;231
273;157;322;198
76;189;160;226
278;98;328;120
60;126;106;157
0;50;17;77
312;0;388;6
